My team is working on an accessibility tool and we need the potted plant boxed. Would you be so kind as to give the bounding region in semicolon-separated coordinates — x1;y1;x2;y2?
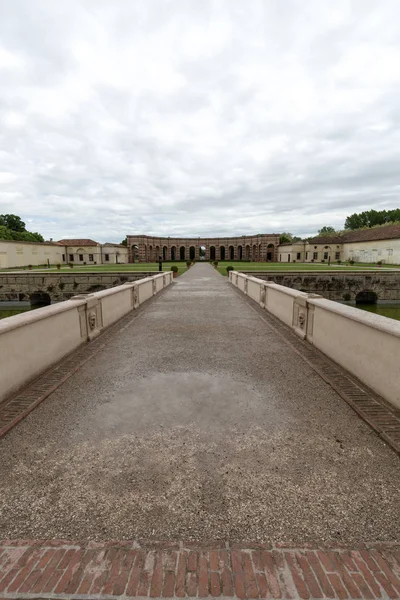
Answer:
171;265;179;278
213;261;218;267
348;259;355;266
69;262;74;268
186;260;192;268
226;266;234;274
28;264;33;270
56;263;61;270
377;260;382;267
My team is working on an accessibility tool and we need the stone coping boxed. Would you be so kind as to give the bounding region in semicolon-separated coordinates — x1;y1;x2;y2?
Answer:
308;297;400;337
0;298;86;334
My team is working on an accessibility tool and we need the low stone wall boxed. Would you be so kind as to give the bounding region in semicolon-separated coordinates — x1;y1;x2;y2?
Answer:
0;272;173;403
0;271;156;303
242;270;400;301
230;271;400;410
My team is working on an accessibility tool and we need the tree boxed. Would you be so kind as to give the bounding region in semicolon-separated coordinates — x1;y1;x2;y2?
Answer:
0;214;44;242
120;238;127;246
279;232;293;244
344;208;400;230
318;226;336;236
0;214;26;232
0;225;14;240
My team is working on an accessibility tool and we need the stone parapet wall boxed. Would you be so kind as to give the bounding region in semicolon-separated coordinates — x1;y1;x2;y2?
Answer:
230;271;400;410
242;270;400;301
0;272;173;403
0;271;156;303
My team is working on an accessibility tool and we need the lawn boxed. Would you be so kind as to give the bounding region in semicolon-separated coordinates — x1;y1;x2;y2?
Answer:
4;262;189;275
216;261;400;275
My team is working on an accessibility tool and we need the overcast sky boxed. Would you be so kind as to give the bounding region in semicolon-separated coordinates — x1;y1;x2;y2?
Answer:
0;0;400;242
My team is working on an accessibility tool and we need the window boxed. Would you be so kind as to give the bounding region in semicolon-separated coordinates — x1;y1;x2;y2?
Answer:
335;252;340;259
305;252;308;259
69;254;74;261
62;254;65;262
297;252;301;260
323;252;328;260
105;254;110;261
89;254;94;261
313;252;318;259
79;254;84;261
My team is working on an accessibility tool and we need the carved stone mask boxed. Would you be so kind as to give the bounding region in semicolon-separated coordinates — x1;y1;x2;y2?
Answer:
89;311;96;330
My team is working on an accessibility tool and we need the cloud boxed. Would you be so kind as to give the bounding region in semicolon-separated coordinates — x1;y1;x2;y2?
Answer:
0;0;399;241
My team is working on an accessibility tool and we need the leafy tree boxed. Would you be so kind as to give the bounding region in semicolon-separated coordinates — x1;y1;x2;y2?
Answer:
318;226;337;235
0;214;26;232
279;232;293;244
0;214;44;242
344;208;400;230
120;238;127;246
0;225;14;240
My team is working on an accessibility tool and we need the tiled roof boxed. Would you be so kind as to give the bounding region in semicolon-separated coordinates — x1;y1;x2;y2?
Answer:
57;239;99;246
310;224;400;245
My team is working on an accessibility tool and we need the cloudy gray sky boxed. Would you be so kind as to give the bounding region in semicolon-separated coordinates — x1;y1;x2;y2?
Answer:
0;0;400;242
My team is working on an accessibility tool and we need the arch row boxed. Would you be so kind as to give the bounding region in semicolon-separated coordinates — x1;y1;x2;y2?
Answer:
128;237;279;263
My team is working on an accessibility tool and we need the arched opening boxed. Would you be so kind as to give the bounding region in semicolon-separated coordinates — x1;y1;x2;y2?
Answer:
356;290;378;304
252;244;257;260
149;245;153;261
267;243;274;261
144;244;148;262
189;246;195;260
238;245;243;260
245;245;250;260
210;246;216;261
180;246;186;260
155;246;160;261
132;245;139;263
171;246;176;261
163;246;168;261
199;245;206;260
30;291;51;307
220;246;226;260
288;254;291;262
229;245;234;260
259;244;262;261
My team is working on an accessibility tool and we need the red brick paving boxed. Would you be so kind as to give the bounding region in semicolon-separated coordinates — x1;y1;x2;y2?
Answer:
0;541;399;598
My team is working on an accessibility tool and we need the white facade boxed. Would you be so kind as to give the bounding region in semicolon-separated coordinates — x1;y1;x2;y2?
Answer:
343;238;400;265
0;240;128;269
0;240;62;269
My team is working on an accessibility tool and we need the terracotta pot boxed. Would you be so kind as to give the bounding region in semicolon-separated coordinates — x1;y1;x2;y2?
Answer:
173;271;178;278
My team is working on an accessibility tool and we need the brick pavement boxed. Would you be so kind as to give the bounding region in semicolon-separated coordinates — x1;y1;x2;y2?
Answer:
1;541;400;599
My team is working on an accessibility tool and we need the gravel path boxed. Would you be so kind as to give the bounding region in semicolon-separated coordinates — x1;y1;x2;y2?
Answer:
0;263;399;544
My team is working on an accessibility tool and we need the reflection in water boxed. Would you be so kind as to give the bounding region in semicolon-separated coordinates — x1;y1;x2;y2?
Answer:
0;303;35;320
357;303;400;322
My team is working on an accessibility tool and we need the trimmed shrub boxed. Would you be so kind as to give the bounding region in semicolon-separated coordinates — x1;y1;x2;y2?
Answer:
28;264;33;270
69;262;74;268
56;263;61;269
171;265;178;273
186;260;191;267
377;260;382;266
226;266;234;273
213;261;218;267
348;259;355;265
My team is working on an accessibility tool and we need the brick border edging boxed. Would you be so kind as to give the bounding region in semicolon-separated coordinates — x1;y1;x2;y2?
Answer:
0;540;399;599
0;286;172;440
233;287;400;456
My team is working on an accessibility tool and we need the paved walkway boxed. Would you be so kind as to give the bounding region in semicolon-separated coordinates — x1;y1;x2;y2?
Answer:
0;263;400;598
